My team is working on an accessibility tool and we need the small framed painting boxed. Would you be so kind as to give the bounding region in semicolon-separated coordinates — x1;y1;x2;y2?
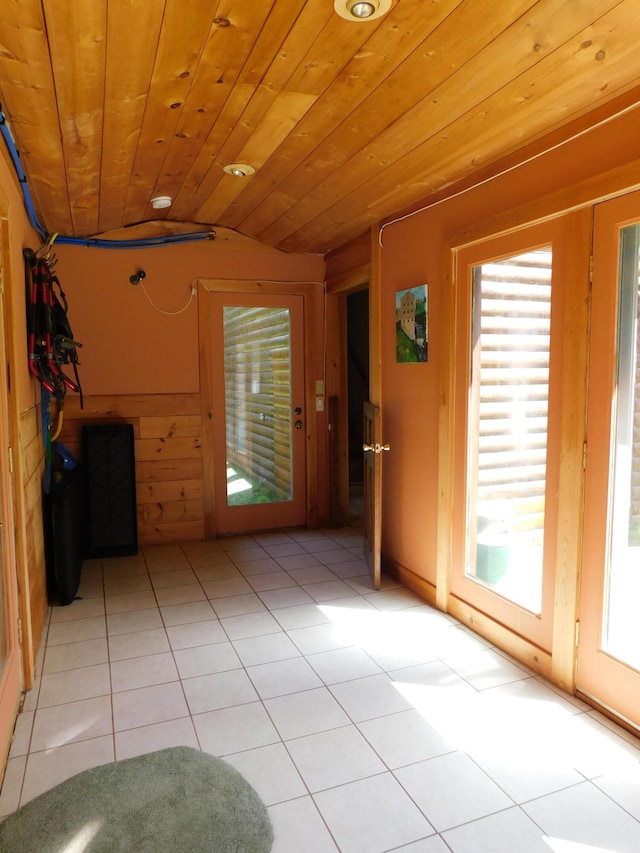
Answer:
396;284;428;363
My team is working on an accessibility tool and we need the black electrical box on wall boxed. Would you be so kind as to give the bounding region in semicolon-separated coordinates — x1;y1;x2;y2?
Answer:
82;423;138;558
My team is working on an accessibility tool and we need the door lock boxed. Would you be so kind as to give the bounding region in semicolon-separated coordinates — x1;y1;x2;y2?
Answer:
363;443;391;454
295;420;303;429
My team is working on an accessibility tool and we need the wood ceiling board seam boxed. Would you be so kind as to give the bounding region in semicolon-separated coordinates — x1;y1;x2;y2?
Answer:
252;0;613;245
384;1;640;194
257;0;632;248
298;92;640;256
0;0;73;234
278;55;640;255
168;0;314;219
98;0;166;233
172;2;370;223
42;0;107;237
196;90;318;224
237;0;542;242
368;83;640;239
224;0;462;233
122;0;221;227
149;1;279;222
224;0;460;235
281;4;388;99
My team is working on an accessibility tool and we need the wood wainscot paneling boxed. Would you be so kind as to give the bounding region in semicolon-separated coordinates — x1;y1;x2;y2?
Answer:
18;405;47;685
58;394;205;546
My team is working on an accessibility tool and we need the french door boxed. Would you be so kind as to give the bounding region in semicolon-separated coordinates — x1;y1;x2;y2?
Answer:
202;290;307;535
577;191;640;729
451;220;572;652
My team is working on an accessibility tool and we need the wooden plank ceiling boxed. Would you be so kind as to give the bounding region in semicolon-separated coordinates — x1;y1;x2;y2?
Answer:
0;0;639;254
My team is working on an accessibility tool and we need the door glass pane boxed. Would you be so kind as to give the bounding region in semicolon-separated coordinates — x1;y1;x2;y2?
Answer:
223;305;293;506
467;249;552;613
604;224;640;670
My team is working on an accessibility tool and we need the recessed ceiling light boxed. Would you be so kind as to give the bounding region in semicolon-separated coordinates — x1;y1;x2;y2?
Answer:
150;195;172;209
333;0;392;21
223;163;255;177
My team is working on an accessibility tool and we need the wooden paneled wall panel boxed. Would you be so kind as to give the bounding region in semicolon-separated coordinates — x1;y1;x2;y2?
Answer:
134;436;202;462
136;458;203;483
138;416;201;439
138;499;203;524
64;394;201;419
58;394;205;547
19;407;47;671
139;520;205;544
136;479;203;503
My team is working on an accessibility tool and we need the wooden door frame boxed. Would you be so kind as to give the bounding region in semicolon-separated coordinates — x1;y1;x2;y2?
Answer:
576;190;640;730
325;228;379;527
197;278;323;537
439;210;591;690
0;214;24;774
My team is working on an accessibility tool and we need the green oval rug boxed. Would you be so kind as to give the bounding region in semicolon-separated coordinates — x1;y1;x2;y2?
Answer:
0;746;274;852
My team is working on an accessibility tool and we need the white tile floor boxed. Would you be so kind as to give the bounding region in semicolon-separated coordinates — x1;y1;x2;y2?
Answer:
2;528;640;852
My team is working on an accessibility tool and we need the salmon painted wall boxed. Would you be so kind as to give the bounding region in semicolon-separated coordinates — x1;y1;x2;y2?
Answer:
0;152;42;414
378;98;640;587
52;240;325;396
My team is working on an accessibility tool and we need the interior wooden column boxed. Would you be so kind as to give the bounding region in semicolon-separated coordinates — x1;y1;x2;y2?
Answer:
549;208;592;693
436;242;458;613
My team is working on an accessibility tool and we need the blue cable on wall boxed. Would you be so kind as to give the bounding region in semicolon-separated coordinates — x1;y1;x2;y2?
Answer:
0;105;214;249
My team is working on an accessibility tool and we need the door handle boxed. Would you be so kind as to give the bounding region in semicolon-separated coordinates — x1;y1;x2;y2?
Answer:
363;443;391;454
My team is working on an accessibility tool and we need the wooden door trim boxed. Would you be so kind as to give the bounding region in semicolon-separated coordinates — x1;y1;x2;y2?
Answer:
549;208;591;693
436;238;459;612
440;212;589;686
325;294;349;526
197;283;216;539
198;279;321;534
576;191;640;726
0;216;24;773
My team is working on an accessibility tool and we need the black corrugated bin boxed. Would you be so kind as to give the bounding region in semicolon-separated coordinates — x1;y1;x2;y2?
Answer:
44;465;86;605
83;423;137;558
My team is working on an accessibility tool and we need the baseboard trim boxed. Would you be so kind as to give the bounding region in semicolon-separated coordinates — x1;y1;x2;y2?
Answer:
382;554;437;607
382;552;553;681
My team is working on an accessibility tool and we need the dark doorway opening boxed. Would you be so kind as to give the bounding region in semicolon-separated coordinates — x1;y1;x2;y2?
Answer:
347;289;369;527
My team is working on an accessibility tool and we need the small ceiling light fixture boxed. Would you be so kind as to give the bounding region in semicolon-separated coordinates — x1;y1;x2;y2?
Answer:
333;0;392;21
223;163;255;178
150;195;172;209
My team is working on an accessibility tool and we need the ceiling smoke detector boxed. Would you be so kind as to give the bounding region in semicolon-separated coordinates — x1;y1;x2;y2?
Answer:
150;195;172;209
223;163;255;178
334;0;392;21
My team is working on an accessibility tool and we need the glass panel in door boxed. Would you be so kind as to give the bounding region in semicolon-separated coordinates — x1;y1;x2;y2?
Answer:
211;292;306;535
224;306;294;507
466;250;552;614
603;224;640;671
578;192;640;730
452;223;563;652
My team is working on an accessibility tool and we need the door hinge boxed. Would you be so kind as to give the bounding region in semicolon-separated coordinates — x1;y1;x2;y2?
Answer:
582;442;587;471
17;618;23;645
8;445;13;475
575;620;580;646
588;254;594;284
